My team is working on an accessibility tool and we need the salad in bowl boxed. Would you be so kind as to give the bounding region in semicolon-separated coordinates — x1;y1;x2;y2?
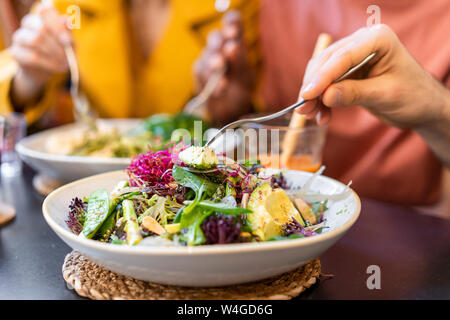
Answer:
66;144;343;247
43;143;360;286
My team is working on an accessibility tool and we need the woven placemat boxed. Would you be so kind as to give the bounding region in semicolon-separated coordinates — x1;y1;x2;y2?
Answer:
62;251;321;300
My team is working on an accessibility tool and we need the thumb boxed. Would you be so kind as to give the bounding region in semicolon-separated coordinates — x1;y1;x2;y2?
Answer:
322;79;381;108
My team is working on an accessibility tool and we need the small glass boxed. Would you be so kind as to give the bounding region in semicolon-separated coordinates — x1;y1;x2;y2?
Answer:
239;114;327;172
0;113;27;177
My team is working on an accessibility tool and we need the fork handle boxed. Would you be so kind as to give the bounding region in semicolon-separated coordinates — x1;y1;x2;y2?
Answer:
238;98;307;125
205;98;307;147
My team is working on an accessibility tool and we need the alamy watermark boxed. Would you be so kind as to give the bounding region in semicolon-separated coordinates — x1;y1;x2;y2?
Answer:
367;5;381;26
366;265;381;290
65;5;81;30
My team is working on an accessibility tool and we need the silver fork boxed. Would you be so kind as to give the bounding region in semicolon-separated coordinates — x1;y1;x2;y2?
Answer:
65;45;98;131
181;155;248;177
205;52;377;147
183;67;226;116
42;0;97;131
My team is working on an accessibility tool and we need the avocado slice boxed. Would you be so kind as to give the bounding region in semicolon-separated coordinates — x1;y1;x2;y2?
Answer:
179;146;218;169
294;198;317;225
247;184;304;241
165;223;181;234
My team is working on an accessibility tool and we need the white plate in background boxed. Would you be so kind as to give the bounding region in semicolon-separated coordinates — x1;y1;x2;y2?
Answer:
17;119;240;183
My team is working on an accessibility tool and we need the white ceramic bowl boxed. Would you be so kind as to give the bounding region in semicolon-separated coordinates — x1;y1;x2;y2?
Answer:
16;119;138;182
43;170;360;287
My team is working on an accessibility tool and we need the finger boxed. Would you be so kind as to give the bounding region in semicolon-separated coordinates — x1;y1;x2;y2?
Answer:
20;13;68;61
321;78;380;108
222;11;245;63
194;52;225;89
12;28;40;48
58;16;73;45
223;39;245;65
208;53;226;71
195;31;225;87
301;32;360;88
223;23;240;41
21;14;44;31
205;30;224;54
301;25;394;100
212;76;227;97
10;44;64;73
42;27;68;66
295;99;331;126
222;10;243;38
16;24;67;65
316;107;331;126
295;100;319;115
39;5;72;46
304;107;320;120
14;26;67;70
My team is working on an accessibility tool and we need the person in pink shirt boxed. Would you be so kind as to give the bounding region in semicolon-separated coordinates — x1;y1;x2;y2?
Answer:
195;0;450;211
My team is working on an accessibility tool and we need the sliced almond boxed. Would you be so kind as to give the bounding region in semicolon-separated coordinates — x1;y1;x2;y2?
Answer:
240;232;252;238
142;216;166;236
294;198;317;225
241;193;250;209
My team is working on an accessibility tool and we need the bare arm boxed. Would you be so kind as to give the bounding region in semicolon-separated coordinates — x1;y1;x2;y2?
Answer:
414;83;450;167
296;24;450;167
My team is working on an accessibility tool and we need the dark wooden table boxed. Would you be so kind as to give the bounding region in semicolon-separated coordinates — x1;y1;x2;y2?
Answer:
1;166;449;300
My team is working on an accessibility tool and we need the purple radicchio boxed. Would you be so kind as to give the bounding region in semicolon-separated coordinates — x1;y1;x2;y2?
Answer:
66;197;87;235
283;217;317;237
201;214;244;245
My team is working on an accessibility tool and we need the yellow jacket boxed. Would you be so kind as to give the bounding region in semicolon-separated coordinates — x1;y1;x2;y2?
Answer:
0;0;259;124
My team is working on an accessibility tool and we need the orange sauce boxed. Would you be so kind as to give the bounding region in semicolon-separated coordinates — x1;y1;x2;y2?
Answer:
259;154;321;173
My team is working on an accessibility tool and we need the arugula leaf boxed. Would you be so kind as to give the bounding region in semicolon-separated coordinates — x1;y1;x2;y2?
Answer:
173;206;185;224
172;165;218;214
172;165;217;194
311;200;329;221
185;184;206;214
315;227;325;234
183;200;252;215
180;207;213;246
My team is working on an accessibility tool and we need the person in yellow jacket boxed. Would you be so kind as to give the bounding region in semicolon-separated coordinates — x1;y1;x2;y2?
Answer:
0;0;259;127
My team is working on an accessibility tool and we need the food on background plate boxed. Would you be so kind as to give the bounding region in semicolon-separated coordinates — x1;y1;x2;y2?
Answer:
48;113;209;158
69;130;156;158
66;145;349;246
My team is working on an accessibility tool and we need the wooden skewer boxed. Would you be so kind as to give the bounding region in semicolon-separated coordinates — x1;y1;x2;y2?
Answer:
280;33;332;168
312;33;333;58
